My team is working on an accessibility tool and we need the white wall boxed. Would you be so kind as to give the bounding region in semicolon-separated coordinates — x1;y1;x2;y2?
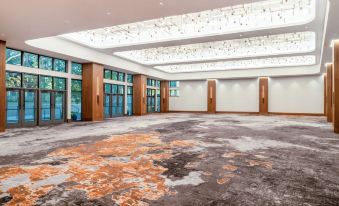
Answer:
269;75;324;114
169;80;207;111
216;79;259;112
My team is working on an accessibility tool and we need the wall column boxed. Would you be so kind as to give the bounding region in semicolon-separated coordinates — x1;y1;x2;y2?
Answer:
326;64;333;122
133;74;147;116
0;41;6;132
259;77;268;114
82;63;104;121
207;80;216;113
333;40;339;133
160;81;169;112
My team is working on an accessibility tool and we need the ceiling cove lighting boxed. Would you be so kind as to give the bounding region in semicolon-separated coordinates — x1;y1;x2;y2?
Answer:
115;32;316;65
60;0;316;49
154;55;316;73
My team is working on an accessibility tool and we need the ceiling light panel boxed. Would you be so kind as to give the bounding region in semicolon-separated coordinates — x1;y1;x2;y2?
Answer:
60;0;316;49
154;55;316;73
115;32;316;65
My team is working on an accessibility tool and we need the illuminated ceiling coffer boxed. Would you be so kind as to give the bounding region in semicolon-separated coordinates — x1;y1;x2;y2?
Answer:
60;0;316;49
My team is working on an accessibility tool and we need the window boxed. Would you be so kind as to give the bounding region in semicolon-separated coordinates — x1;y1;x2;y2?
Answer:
104;69;112;79
39;76;53;90
169;81;179;88
6;72;21;88
71;80;82;121
104;84;111;93
112;84;118;94
53;59;66;72
6;48;21;65
127;74;133;83
170;90;180;97
118;72;125;82
118;85;124;94
71;62;82;75
112;71;118;81
23;52;38;68
53;78;66;90
39;56;53;70
156;80;161;88
127;86;133;116
23;74;38;89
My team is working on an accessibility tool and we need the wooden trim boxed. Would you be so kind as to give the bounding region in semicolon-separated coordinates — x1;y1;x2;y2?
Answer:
133;75;147;116
160;81;169;112
333;40;339;133
326;65;333;122
0;41;6;132
268;112;324;116
259;77;268;114
207;80;216;113
324;74;327;117
82;63;104;121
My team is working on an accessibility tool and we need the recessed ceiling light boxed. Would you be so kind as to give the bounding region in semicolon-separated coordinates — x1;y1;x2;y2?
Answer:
159;2;164;6
106;12;111;15
60;0;316;49
114;32;316;65
154;56;316;73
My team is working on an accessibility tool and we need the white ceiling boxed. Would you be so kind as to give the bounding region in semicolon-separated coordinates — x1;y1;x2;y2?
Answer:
0;0;334;79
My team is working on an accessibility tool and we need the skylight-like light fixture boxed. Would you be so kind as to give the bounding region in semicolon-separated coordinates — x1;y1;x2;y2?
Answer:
115;32;316;65
154;55;316;73
60;0;316;49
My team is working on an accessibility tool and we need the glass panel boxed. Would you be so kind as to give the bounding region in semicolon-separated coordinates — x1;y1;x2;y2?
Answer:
112;84;118;94
127;95;133;116
169;81;180;88
104;70;112;79
118;72;125;82
41;92;51;120
39;76;53;90
6;48;21;65
104;84;111;93
112;95;117;116
127;86;133;95
23;74;38;89
24;91;35;122
53;77;66;90
23;52;38;68
71;62;82;75
118;96;124;115
104;94;110;118
54;59;66;72
39;56;53;70
71;92;82;121
127;74;133;83
71;80;82;92
6;90;20;124
112;71;118;81
6;72;21;88
157;80;161;88
55;92;64;120
118;85;124;94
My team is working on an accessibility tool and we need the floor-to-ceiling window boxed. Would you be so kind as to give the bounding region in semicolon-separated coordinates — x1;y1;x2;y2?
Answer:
5;48;69;128
104;83;125;118
147;88;156;113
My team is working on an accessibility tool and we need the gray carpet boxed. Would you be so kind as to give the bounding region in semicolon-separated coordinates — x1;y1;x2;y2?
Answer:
0;113;338;206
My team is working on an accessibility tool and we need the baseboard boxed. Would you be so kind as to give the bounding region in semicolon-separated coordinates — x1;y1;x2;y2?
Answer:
216;111;260;115
168;111;207;113
268;112;324;116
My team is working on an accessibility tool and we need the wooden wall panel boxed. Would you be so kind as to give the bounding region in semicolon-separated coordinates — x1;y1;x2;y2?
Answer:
82;63;104;121
207;80;216;113
0;41;6;132
324;74;327;116
326;64;333;122
160;81;169;112
333;40;339;133
133;75;147;116
259;77;268;114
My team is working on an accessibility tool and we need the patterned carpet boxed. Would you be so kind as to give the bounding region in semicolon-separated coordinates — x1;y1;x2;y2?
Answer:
0;113;338;205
